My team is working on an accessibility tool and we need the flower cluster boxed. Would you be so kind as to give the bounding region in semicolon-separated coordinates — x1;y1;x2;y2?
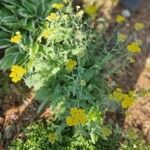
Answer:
48;133;57;144
65;59;77;72
127;42;141;53
10;31;22;44
134;23;144;31
46;13;60;21
10;65;26;83
117;33;127;42
52;3;64;10
111;88;136;109
116;15;125;23
101;127;112;139
84;5;98;16
66;107;87;126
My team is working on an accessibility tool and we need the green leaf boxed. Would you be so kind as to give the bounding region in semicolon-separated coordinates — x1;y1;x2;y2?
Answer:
0;38;10;49
0;46;25;70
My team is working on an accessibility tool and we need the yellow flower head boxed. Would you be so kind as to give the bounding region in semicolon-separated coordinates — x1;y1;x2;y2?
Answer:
101;127;112;139
121;94;134;109
42;28;55;39
111;0;119;5
129;57;135;64
42;30;51;39
134;23;144;31
65;59;77;72
80;80;86;86
112;88;135;109
112;88;124;101
52;3;64;10
46;13;60;21
63;0;70;3
117;33;127;42
135;39;143;46
10;65;26;83
76;10;84;18
127;42;141;53
66;116;75;126
10;31;22;44
66;107;87;126
84;5;97;16
116;15;125;23
48;133;57;144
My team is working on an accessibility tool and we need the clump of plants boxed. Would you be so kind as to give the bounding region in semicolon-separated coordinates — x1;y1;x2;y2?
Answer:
120;128;150;150
0;0;145;148
9;120;121;150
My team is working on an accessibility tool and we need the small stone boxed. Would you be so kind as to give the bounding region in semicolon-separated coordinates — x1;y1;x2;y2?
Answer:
122;9;131;18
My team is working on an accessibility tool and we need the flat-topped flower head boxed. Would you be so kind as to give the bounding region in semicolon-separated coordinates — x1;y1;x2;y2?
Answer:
65;59;77;72
117;33;127;42
48;133;57;144
80;80;86;86
10;31;22;44
134;23;144;31
84;5;97;16
111;88;135;109
66;107;87;126
129;58;135;64
42;28;55;39
121;94;134;109
127;42;141;53
52;3;64;10
116;15;125;23
46;13;60;21
63;0;70;3
10;65;26;83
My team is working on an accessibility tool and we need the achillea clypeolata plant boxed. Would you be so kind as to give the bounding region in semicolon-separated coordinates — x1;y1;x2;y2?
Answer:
0;0;145;146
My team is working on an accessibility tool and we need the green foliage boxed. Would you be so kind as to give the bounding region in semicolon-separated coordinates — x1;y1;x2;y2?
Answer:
120;129;150;150
0;0;54;70
8;121;121;150
0;0;141;147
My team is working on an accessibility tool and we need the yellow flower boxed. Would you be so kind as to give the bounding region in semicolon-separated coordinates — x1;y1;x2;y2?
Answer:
112;88;124;101
84;5;97;16
116;15;125;23
101;127;112;139
42;28;55;39
127;42;141;53
46;13;60;21
129;58;135;64
10;65;26;83
112;88;135;109
117;33;127;42
66;107;87;126
52;3;64;10
111;0;119;5
42;30;51;39
63;0;70;3
80;80;86;86
121;94;134;109
66;116;75;126
62;15;68;20
48;133;57;144
76;10;84;18
135;39;143;46
10;31;22;44
134;23;144;31
65;59;77;72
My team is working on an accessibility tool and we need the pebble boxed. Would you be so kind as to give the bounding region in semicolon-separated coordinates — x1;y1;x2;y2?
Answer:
122;9;131;18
